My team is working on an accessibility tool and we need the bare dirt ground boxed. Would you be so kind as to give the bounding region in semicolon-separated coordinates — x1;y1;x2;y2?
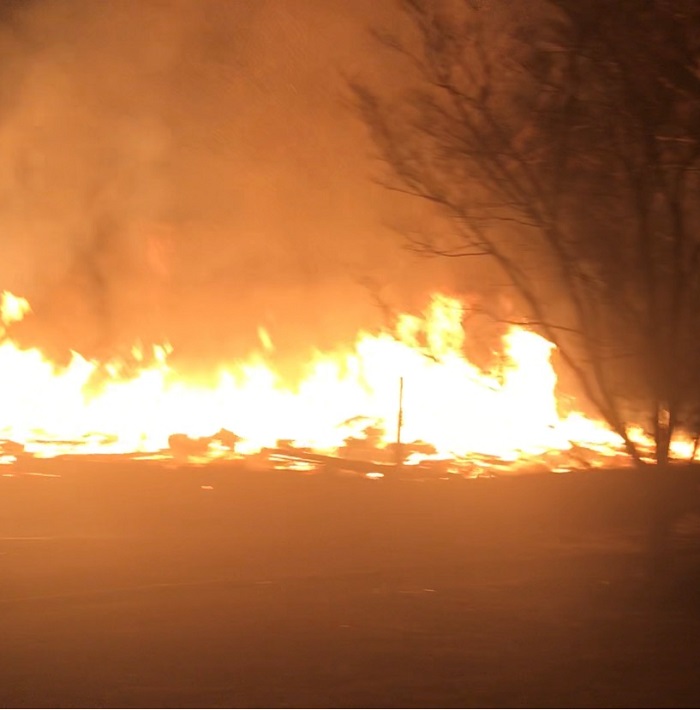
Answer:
2;463;700;708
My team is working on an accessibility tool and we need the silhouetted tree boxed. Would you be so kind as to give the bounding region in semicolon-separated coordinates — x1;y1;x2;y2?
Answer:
353;0;700;574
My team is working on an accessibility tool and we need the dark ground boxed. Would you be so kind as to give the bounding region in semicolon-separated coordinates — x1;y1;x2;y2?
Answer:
2;462;700;708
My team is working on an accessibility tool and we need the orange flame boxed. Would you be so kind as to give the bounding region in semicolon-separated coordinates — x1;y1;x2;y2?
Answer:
0;290;670;469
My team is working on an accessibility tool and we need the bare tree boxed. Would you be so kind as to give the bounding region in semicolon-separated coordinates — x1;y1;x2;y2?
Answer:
352;0;700;573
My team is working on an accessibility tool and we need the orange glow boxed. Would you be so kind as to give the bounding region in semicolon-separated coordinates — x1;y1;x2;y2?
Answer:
0;290;678;470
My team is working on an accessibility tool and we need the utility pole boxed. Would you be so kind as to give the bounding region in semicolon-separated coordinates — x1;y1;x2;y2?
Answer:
395;376;404;471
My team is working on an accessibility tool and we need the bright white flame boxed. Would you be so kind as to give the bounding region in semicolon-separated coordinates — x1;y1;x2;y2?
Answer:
1;291;30;328
0;290;648;467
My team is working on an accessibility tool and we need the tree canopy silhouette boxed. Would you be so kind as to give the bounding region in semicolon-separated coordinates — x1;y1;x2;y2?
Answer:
353;0;700;472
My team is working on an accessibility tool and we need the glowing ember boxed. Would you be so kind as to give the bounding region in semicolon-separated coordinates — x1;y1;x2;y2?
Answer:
0;290;658;469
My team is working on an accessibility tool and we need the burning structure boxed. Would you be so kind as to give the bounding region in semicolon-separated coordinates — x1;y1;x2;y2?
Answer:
0;289;688;476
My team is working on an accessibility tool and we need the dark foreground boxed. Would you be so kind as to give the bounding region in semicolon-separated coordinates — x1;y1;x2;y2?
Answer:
2;462;700;708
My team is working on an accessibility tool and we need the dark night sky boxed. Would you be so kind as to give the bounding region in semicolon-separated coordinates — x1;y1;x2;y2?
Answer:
0;0;476;364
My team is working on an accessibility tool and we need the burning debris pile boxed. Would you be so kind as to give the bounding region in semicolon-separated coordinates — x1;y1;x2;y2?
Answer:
0;290;662;475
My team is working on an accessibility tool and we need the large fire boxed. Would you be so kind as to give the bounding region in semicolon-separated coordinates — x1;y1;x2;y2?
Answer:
0;290;671;474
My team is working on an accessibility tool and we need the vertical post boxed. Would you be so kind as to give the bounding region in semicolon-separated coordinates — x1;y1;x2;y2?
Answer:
396;376;404;470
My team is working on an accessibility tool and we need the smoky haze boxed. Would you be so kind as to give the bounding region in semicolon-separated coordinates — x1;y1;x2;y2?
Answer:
0;0;482;369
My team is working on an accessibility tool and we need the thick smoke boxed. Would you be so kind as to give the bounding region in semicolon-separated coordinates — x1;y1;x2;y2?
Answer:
0;0;474;368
